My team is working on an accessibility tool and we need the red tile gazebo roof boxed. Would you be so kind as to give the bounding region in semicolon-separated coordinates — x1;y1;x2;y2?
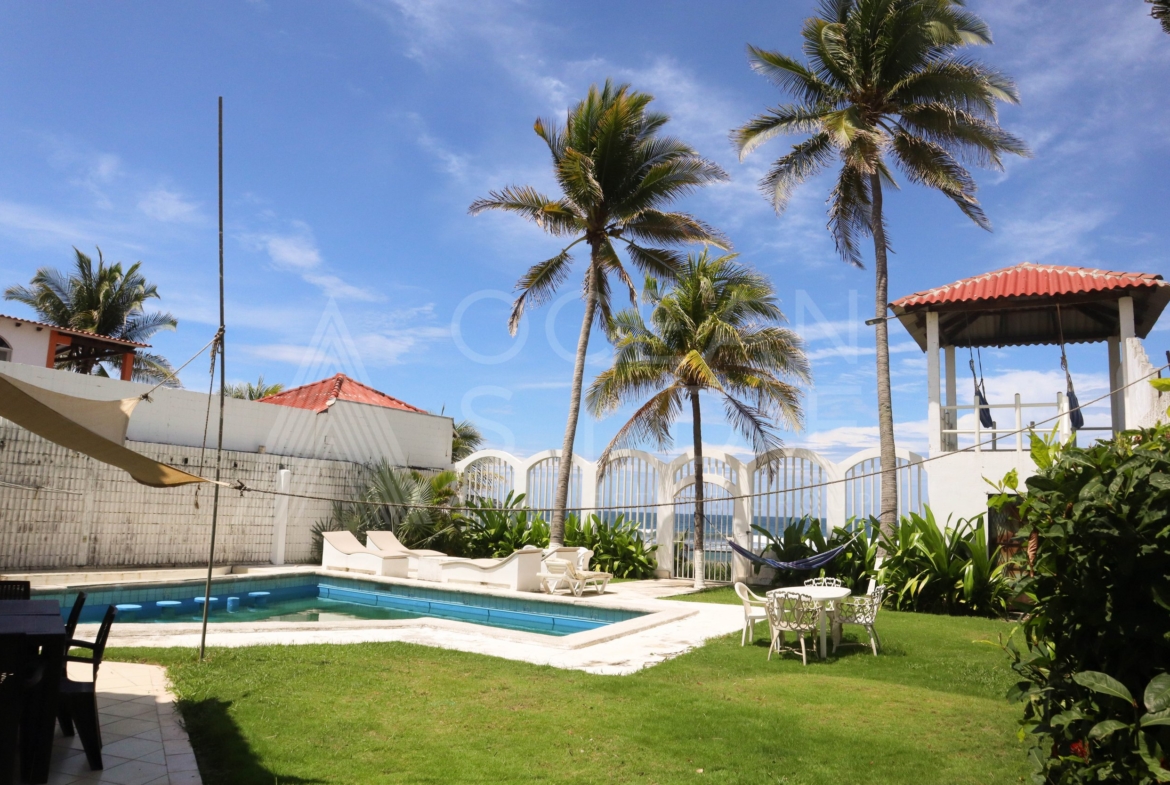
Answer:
889;262;1170;350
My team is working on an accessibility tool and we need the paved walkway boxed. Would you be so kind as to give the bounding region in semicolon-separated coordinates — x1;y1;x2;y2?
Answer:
47;662;201;785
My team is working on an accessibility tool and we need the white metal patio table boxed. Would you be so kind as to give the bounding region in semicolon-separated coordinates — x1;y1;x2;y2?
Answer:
767;586;851;659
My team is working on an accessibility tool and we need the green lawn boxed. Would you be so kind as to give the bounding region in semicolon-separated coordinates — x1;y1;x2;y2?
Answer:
110;605;1028;785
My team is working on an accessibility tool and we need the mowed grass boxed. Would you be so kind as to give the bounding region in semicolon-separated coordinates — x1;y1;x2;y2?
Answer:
109;604;1028;785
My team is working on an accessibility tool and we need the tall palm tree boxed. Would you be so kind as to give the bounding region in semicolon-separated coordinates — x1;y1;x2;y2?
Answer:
1150;0;1170;34
4;247;179;384
731;0;1027;540
471;80;730;546
586;251;809;588
225;375;284;400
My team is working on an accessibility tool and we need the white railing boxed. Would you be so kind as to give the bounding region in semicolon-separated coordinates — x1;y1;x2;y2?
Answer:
455;445;927;582
941;393;1111;453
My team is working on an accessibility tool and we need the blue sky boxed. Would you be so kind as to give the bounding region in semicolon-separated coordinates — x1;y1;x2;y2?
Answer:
0;0;1167;462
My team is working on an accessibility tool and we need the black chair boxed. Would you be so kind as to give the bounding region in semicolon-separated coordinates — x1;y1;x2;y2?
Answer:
0;638;44;785
0;582;30;601
57;605;117;771
64;592;88;644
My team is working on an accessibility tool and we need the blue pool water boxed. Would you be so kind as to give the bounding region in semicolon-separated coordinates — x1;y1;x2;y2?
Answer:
33;575;643;637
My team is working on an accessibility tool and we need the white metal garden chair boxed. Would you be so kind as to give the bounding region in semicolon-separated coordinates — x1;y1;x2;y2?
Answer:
831;585;887;656
803;576;843;588
734;582;768;646
765;591;820;665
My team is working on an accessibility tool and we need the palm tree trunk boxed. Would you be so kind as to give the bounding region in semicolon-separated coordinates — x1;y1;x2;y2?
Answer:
549;259;599;547
869;172;899;549
690;387;705;590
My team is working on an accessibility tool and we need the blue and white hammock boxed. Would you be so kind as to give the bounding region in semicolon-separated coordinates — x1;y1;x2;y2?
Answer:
727;535;857;572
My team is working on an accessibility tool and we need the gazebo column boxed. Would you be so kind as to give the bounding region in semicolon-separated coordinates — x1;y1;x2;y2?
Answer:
1119;296;1138;429
926;312;941;454
944;345;956;451
1108;335;1125;434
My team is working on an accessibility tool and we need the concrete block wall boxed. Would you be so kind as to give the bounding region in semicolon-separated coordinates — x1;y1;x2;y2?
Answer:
0;421;368;571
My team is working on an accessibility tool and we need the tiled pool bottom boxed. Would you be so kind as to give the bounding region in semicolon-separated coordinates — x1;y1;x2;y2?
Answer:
33;574;646;637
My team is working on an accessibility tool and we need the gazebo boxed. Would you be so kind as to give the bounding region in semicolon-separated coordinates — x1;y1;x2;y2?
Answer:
889;261;1170;522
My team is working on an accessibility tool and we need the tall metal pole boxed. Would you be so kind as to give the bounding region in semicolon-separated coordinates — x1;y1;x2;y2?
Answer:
199;97;226;661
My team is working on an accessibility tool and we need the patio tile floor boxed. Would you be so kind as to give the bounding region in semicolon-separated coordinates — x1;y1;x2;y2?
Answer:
44;661;202;785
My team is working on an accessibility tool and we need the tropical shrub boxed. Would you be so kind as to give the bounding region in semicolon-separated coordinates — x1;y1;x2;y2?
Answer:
877;509;1014;617
311;462;463;560
993;427;1170;783
462;492;549;558
564;514;658;579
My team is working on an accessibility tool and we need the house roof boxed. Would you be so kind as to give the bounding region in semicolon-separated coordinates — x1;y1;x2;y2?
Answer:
0;313;150;348
257;373;427;414
889;262;1170;350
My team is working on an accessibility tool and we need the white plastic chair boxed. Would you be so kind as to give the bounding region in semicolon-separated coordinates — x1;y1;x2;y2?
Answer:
832;585;886;656
765;591;820;665
733;582;768;646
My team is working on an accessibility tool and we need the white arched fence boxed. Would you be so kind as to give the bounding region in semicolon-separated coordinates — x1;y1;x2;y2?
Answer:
455;446;927;583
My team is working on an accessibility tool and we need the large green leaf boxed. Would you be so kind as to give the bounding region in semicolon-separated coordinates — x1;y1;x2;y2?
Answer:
1073;671;1134;704
1142;709;1170;728
1088;719;1129;739
1146;674;1170;713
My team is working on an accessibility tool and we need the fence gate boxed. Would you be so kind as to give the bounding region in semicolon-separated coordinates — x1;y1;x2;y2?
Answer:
672;482;734;582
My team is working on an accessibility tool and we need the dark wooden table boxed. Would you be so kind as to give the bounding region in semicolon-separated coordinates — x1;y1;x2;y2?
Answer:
0;599;64;785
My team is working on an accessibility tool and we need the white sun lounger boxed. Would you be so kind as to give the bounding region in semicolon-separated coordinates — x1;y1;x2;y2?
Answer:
537;557;611;596
321;531;408;577
416;547;543;592
364;529;446;574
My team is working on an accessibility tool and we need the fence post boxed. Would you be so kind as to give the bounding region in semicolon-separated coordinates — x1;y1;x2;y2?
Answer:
732;456;752;583
271;468;291;565
655;468;675;577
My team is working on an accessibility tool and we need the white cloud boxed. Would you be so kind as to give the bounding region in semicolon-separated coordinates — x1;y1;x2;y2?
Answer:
0;200;93;247
797;418;932;458
138;188;202;223
303;273;382;302
805;341;921;362
248;222;381;301
238;343;336;366
262;228;322;270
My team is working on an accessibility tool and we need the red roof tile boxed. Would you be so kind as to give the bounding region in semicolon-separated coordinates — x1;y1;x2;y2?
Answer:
256;373;426;414
890;262;1166;309
0;313;150;348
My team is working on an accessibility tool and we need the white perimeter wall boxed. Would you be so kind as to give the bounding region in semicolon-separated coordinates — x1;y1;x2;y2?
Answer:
0;419;368;570
0;364;451;572
0;363;453;469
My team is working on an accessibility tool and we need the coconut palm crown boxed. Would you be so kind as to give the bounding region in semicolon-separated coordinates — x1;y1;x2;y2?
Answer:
4;247;179;384
731;0;1027;535
587;251;809;587
471;79;730;545
1150;0;1170;34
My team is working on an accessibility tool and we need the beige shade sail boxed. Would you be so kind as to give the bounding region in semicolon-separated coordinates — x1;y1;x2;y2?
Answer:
0;373;207;488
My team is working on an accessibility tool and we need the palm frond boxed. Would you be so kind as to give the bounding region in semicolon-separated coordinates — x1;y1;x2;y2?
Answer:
760;132;837;213
467;186;581;236
595;386;684;478
619;211;731;250
891;132;988;229
732;103;833;160
745;45;842;105
509;246;578;335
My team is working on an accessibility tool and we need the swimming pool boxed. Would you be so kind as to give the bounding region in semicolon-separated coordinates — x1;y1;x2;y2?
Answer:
33;574;645;637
